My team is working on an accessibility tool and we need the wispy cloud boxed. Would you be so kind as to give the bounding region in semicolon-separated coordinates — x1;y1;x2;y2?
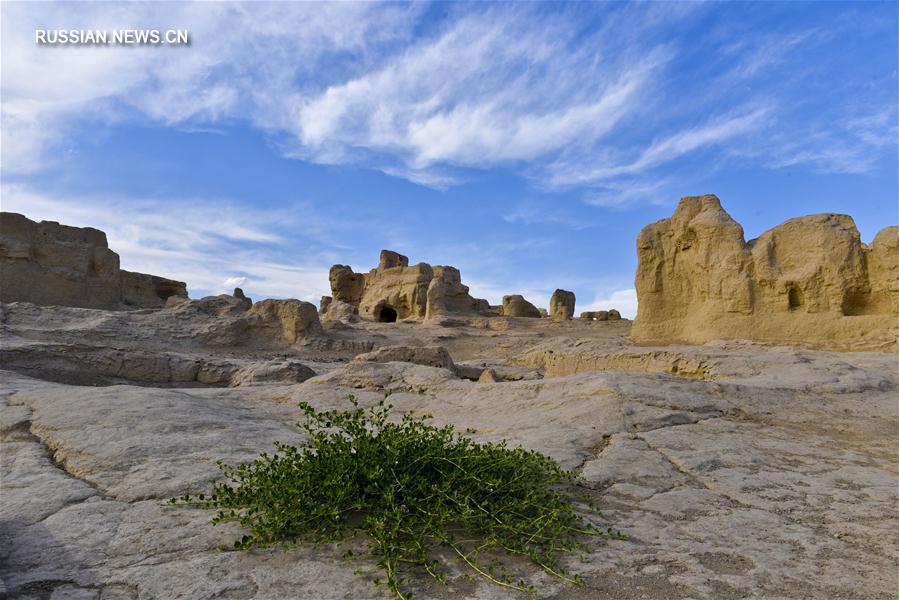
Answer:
582;177;678;210
502;201;596;230
548;107;768;188
1;1;895;203
717;31;816;81
763;104;898;175
291;7;669;181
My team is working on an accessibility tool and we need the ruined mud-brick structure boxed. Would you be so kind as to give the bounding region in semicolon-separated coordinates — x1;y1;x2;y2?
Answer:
549;289;576;321
0;212;187;309
324;250;491;322
500;294;541;318
633;195;898;351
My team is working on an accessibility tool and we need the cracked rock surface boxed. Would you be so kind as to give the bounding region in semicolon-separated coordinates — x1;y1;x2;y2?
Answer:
1;301;896;599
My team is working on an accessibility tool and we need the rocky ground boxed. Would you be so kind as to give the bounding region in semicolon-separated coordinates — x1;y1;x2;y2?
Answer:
1;299;896;599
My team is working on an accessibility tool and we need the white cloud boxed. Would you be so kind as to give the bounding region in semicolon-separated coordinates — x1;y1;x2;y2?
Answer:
0;2;419;172
290;8;669;181
1;1;894;196
0;2;672;183
222;276;247;291
580;288;638;320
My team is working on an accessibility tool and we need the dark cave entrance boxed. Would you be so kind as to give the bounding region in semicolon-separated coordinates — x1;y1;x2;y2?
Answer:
378;306;398;323
787;285;804;311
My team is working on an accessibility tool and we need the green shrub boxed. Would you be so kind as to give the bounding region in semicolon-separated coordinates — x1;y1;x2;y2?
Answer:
171;395;623;598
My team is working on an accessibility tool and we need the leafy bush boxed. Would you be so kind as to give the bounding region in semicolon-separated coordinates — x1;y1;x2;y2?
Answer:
171;395;622;598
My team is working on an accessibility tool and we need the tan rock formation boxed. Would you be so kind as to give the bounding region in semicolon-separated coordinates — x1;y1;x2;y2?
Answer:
120;271;187;308
354;345;455;371
360;260;432;321
865;226;899;315
248;299;321;344
329;265;365;305
549;289;575;321
166;293;251;317
379;250;409;270
581;310;615;321
426;266;491;320
0;340;315;387
633;195;898;351
323;299;359;322
0;212;187;309
328;250;490;322
500;294;541;318
750;213;869;315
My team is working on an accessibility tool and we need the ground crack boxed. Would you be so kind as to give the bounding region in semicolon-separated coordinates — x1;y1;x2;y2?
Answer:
573;413;724;476
24;418;116;501
636;436;755;511
625;411;723;437
635;434;895;561
572;435;613;475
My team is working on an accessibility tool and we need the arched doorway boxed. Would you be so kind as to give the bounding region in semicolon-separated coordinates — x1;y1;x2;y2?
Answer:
378;306;398;323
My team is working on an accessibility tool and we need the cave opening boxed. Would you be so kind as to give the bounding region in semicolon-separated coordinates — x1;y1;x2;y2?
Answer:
787;285;803;311
378;306;398;323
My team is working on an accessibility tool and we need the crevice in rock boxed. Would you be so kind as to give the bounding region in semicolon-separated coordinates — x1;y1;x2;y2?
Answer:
572;435;613;476
24;418;115;501
112;549;210;571
635;433;896;562
571;410;724;477
590;435;611;457
33;496;100;526
624;411;723;436
9;580;139;600
10;579;99;600
636;434;756;512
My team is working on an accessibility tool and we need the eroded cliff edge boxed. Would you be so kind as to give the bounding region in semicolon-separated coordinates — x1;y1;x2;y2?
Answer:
632;195;898;351
0;212;187;309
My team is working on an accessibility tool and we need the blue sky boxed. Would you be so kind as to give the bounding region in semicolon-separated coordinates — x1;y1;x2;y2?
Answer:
2;1;896;317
